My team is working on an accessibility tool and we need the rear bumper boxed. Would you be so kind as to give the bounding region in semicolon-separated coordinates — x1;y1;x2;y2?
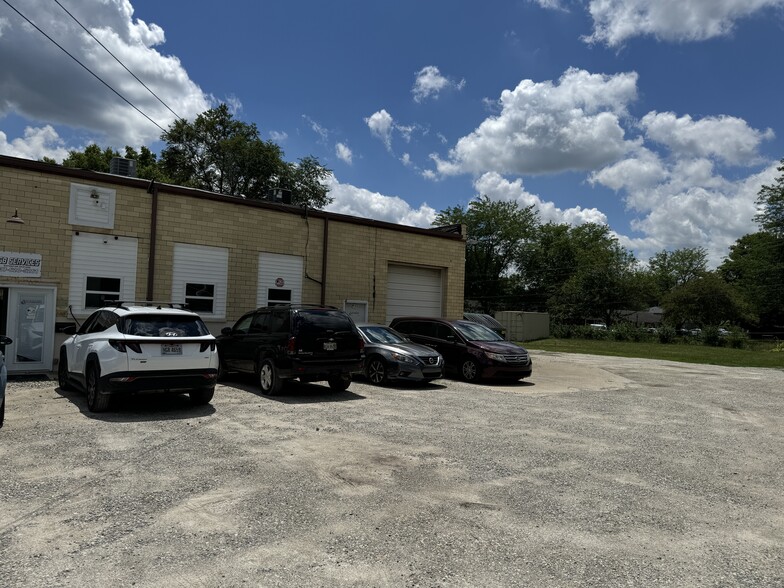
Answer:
280;358;365;381
99;369;218;394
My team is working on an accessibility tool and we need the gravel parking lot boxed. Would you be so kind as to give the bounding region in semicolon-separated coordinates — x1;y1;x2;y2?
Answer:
1;351;782;587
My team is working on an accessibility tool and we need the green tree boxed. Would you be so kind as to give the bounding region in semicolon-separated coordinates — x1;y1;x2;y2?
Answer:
433;196;538;312
719;232;784;329
754;158;784;237
648;247;708;300
662;272;754;328
543;223;645;326
61;144;120;173
159;104;332;207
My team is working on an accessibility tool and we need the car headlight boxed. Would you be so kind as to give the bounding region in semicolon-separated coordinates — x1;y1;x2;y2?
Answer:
485;352;507;363
390;352;417;365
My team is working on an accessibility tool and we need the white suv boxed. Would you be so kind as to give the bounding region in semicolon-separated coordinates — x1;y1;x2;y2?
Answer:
58;303;218;412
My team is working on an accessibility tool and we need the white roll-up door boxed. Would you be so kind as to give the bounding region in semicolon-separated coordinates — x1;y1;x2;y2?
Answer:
385;264;442;324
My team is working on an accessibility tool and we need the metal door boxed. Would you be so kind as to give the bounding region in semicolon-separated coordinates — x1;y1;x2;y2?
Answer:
6;287;55;372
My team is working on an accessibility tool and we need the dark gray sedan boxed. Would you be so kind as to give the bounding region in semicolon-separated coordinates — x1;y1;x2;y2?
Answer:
356;324;443;385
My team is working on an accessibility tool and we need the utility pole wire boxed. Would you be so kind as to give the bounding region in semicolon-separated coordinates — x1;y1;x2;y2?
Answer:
1;0;167;133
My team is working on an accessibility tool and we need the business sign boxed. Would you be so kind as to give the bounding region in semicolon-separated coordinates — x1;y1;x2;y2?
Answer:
0;252;42;277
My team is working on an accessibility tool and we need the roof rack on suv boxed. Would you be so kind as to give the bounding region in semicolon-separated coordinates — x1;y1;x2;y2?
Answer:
108;300;190;310
256;303;338;310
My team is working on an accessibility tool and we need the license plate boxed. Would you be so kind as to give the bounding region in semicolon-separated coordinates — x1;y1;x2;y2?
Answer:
323;341;337;351
162;343;182;355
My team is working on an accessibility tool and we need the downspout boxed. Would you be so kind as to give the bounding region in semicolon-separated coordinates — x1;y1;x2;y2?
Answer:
146;180;159;302
320;217;329;305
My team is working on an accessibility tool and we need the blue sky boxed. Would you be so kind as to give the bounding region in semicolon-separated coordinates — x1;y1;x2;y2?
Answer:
1;0;783;266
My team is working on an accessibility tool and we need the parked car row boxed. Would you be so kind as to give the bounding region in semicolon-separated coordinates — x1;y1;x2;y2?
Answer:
28;303;532;417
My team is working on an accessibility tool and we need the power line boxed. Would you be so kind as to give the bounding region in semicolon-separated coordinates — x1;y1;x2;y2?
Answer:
1;0;167;133
52;0;182;121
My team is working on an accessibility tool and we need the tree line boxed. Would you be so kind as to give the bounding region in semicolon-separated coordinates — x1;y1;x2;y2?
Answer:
45;105;783;333
434;162;784;335
42;104;333;208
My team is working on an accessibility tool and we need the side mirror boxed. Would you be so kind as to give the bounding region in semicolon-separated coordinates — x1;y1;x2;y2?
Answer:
0;335;12;346
221;326;232;335
61;325;77;335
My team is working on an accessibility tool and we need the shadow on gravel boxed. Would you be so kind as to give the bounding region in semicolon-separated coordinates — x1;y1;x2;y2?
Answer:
220;374;366;404
54;385;216;422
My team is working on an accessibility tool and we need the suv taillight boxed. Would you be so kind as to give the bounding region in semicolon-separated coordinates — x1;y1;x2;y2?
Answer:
287;336;297;355
358;337;364;351
109;340;142;353
200;341;216;352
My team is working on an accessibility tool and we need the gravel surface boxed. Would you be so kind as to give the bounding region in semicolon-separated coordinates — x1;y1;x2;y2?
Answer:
0;351;782;587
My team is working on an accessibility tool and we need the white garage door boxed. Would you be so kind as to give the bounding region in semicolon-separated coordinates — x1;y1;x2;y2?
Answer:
386;264;443;323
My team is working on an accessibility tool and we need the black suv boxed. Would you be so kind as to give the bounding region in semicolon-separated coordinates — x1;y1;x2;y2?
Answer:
389;317;532;383
216;305;364;394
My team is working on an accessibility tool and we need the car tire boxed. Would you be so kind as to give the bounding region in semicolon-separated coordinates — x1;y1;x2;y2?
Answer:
259;358;282;396
86;363;110;413
58;348;73;391
189;387;215;405
366;357;388;385
461;357;480;382
328;373;352;391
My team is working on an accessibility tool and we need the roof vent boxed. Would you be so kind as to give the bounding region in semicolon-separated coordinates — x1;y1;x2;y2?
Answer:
109;157;137;177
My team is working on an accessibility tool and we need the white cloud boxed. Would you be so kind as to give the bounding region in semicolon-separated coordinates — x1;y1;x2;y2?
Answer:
430;68;640;177
0;125;70;161
268;130;288;142
324;175;436;228
474;172;609;226
593;153;780;266
641;111;774;165
584;0;784;46
302;115;329;143
0;0;210;147
365;109;394;151
400;153;412;166
412;65;466;103
335;142;352;164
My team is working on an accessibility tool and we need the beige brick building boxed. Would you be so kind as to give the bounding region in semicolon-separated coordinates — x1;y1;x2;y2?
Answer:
0;155;465;373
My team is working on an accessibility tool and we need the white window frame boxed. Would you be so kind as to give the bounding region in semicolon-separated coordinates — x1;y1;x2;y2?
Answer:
84;276;122;309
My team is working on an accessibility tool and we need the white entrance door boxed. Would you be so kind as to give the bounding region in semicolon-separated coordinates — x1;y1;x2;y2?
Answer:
6;287;55;372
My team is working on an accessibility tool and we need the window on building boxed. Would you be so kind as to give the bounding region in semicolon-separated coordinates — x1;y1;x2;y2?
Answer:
85;277;121;308
185;283;215;313
267;288;292;306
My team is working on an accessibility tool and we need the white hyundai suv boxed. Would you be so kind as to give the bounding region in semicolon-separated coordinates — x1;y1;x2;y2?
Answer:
58;303;218;412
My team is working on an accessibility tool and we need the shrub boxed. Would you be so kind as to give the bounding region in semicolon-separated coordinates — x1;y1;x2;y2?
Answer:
702;325;724;347
657;325;676;344
727;328;748;349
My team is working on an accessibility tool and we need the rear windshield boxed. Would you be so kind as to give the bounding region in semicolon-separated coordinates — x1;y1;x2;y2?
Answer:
121;314;210;337
295;310;355;334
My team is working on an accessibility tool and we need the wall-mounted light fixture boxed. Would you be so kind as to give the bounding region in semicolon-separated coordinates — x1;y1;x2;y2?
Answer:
6;209;24;224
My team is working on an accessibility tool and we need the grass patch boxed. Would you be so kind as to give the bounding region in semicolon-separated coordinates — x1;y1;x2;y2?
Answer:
522;338;784;369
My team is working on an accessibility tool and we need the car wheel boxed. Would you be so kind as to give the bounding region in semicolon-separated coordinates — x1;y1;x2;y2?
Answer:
461;357;480;382
366;357;388;385
189;387;215;405
86;363;110;413
328;373;352;391
258;358;282;396
58;348;73;391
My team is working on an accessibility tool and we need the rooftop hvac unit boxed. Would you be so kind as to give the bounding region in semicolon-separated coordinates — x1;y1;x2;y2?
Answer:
109;157;137;177
266;188;292;204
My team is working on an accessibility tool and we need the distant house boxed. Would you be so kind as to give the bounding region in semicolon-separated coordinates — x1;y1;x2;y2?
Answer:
618;307;664;328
